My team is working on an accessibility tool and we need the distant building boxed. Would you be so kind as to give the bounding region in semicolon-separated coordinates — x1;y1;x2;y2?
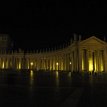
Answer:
0;34;107;72
0;34;12;51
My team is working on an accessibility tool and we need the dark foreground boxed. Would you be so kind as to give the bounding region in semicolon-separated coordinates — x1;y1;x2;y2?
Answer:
0;70;107;107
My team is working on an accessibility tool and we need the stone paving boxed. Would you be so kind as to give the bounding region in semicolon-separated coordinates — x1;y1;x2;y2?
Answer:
0;71;107;107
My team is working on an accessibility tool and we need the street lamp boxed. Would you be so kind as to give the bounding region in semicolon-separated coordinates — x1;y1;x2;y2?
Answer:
69;61;72;71
56;62;58;66
70;62;72;65
56;62;59;71
30;62;34;69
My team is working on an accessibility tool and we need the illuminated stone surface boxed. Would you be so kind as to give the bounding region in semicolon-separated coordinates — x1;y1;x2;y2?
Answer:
0;35;107;72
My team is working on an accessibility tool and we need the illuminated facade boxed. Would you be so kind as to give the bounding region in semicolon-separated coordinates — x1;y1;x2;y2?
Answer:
0;34;107;72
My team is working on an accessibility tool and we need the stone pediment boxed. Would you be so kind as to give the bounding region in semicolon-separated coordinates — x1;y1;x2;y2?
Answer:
80;36;107;46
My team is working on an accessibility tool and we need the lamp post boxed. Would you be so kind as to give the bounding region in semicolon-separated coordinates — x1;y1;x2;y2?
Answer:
30;62;34;69
69;61;72;71
56;62;59;71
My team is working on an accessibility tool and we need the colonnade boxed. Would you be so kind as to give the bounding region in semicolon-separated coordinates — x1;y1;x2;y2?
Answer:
82;49;105;72
0;35;106;72
0;51;78;71
0;48;105;72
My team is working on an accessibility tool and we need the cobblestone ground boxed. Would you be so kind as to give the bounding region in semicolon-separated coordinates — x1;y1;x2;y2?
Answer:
0;70;107;107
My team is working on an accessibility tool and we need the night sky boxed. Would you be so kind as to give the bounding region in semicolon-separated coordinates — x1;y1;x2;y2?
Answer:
0;1;107;50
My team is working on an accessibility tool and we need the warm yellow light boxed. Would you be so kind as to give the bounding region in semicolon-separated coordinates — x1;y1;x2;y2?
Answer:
30;70;34;85
70;62;72;65
30;70;33;78
28;65;29;69
101;57;104;72
55;71;59;87
30;62;34;66
56;62;58;66
2;61;4;69
82;52;85;71
101;63;104;72
56;71;59;78
19;63;21;69
82;54;85;71
89;58;93;72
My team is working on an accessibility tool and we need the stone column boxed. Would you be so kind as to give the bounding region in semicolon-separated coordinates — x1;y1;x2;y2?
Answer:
66;53;68;70
76;49;79;71
82;49;88;72
65;54;67;71
51;58;53;70
54;57;56;70
2;58;4;69
59;56;62;70
17;58;19;69
27;58;29;69
19;58;22;69
102;50;105;72
79;49;82;72
101;50;104;72
14;57;16;69
71;52;73;72
5;58;6;69
3;58;5;69
57;56;59;71
41;59;43;70
44;58;46;70
57;56;60;70
74;50;77;71
87;50;89;72
46;59;47;70
53;57;55;70
52;58;53;70
67;54;70;71
104;48;107;72
0;58;1;69
72;51;74;71
96;51;98;72
98;50;100;72
61;57;63;70
40;58;42;70
94;51;97;72
63;55;65;70
85;49;87;72
49;58;51;70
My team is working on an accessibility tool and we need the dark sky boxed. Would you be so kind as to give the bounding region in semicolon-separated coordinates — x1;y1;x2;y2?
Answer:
0;1;107;50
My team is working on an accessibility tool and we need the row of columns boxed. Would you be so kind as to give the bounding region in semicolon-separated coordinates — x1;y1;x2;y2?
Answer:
0;52;78;71
0;55;72;71
0;57;22;69
81;49;105;72
25;55;72;71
